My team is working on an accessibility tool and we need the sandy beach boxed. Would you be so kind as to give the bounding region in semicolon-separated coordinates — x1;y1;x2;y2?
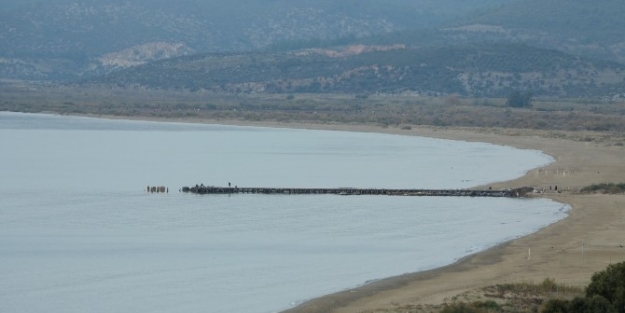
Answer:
265;124;625;313
80;114;625;312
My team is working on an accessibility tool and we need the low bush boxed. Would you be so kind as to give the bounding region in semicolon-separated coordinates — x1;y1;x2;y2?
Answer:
580;183;625;194
542;262;625;313
495;278;581;296
441;303;476;313
542;295;616;313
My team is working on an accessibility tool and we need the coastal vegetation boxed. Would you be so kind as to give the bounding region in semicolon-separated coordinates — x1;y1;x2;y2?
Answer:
505;91;533;109
370;278;583;313
374;263;625;313
580;183;625;194
542;262;625;313
3;86;625;141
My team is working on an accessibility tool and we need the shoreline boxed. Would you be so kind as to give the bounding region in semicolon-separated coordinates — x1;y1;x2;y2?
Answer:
8;111;625;312
268;124;624;312
131;116;625;313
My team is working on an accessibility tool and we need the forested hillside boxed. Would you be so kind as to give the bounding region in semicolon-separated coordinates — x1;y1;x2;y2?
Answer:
315;0;625;65
0;0;512;80
2;0;625;92
84;43;625;98
464;0;625;43
397;0;625;64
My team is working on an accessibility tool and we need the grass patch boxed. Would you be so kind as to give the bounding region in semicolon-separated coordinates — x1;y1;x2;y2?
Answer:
365;278;583;313
493;278;583;296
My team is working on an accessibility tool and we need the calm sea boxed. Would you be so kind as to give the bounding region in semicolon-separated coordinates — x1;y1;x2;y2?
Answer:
0;112;568;313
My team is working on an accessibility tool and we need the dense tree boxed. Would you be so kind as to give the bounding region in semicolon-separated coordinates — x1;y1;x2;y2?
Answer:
573;296;617;313
506;91;533;108
586;262;625;313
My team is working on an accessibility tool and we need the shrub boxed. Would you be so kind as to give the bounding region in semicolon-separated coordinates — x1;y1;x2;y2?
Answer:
541;298;570;313
441;303;482;313
441;301;502;313
586;262;625;313
543;296;616;313
472;300;501;311
506;91;533;108
541;277;559;293
542;262;625;313
580;183;625;194
496;278;581;295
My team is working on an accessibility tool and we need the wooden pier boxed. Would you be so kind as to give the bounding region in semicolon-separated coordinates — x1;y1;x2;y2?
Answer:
181;185;534;198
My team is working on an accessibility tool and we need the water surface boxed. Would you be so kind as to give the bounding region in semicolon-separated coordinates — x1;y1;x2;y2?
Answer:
0;112;567;313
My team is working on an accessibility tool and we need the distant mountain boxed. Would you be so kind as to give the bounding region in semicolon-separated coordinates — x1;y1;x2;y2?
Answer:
0;0;513;80
83;43;625;98
357;0;625;64
460;0;625;45
3;0;625;89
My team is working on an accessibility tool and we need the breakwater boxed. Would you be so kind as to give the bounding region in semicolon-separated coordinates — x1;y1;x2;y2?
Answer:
182;185;534;198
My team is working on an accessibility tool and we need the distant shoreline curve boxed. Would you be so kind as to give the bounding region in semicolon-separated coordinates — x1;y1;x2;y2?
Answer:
8;111;625;313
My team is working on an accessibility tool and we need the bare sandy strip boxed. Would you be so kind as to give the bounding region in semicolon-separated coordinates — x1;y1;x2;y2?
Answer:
74;114;625;312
